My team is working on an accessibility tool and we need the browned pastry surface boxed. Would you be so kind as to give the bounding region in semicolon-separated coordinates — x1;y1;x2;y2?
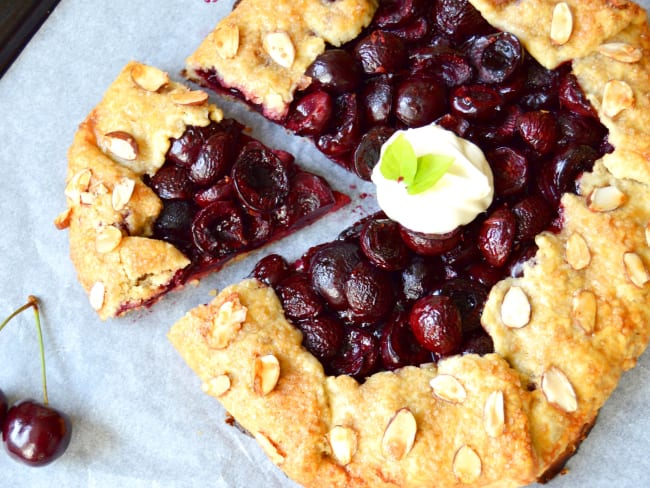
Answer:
171;1;650;487
56;62;221;319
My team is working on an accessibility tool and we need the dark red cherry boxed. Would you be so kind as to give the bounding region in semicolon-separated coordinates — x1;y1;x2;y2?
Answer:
309;242;361;310
488;147;529;197
360;218;410;270
387;16;430;43
380;311;431;370
409;46;474;87
189;132;234;185
373;0;427;28
327;327;378;378
460;330;494;356
517;110;558;155
394;77;447;127
279;171;336;228
285;91;333;136
295;314;344;362
244;212;274;245
353;126;395;181
477;207;516;267
277;274;324;320
360;75;394;126
433;278;488;335
468;32;523;84
306;50;362;94
166;126;205;167
317;93;362;158
0;388;7;427
250;254;289;287
399;226;462;256
435;113;470;138
150;163;193;200
434;0;493;42
344;261;394;323
191;201;247;257
537;145;599;205
232;143;289;212
450;85;503;120
193;177;236;207
559;73;597;118
512;195;552;242
354;30;406;74
153;200;195;245
507;244;538;278
399;256;440;302
3;400;72;467
409;295;462;355
556;111;607;147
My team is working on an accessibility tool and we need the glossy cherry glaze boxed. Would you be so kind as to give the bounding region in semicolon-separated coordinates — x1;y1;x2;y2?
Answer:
3;400;72;467
224;0;610;380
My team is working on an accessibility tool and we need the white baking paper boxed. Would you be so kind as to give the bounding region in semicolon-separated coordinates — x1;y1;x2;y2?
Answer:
0;0;648;486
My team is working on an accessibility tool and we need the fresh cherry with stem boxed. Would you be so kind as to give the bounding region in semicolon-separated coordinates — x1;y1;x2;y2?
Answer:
1;296;72;467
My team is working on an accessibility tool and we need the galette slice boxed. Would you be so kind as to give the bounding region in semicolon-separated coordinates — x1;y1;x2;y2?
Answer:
172;0;650;487
55;61;348;319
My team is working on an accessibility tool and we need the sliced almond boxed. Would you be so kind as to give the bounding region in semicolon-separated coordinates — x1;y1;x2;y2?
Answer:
96;225;123;253
500;286;531;329
483;391;505;438
54;208;72;230
381;408;417;461
328;426;357;466
602;80;634;118
541;367;578;413
89;281;105;311
171;90;209;106
214;22;240;59
80;192;95;205
111;177;136;211
623;252;649;288
587;185;627;212
254;432;285;465
205;295;247;349
263;31;296;69
550;2;573;46
430;375;467;404
572;289;597;334
252;354;281;396
104;131;138;161
453;445;482;484
130;64;169;92
565;232;591;270
201;374;231;397
598;42;643;63
64;169;92;201
645;222;650;247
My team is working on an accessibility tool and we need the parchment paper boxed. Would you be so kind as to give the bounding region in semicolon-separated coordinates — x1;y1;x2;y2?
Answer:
0;0;649;486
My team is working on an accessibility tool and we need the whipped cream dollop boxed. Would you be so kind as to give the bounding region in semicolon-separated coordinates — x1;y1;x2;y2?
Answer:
371;124;494;235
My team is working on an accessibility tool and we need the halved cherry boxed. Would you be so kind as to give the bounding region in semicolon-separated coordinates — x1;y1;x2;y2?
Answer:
191;201;247;257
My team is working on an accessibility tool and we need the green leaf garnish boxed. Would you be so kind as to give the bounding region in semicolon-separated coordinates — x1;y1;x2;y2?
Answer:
407;153;455;195
380;133;455;195
380;133;417;185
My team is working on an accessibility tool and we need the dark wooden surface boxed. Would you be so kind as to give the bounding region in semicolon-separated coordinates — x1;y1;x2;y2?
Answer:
0;0;61;77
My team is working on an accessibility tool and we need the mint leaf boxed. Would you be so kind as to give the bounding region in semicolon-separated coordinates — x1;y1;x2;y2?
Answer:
407;154;455;195
380;134;417;185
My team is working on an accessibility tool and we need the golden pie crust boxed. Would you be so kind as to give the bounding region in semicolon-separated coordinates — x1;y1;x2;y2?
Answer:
170;1;650;487
56;61;222;319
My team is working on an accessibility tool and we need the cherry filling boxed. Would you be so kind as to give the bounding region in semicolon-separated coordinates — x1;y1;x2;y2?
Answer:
240;0;614;380
146;118;349;282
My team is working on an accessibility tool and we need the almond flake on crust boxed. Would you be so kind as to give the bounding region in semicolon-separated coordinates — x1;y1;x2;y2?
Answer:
54;208;72;230
623;252;649;288
130;64;169;92
587;185;627;212
201;374;231;397
328;426;357;466
254;432;285;465
572;289;598;335
500;286;531;329
541;367;578;413
214;22;240;59
262;31;296;69
381;408;417;461
89;281;105;311
565;233;591;270
111;177;136;211
550;2;573;46
602;80;635;118
597;42;643;63
96;225;123;254
252;354;281;396
483;391;505;438
104;131;139;161
205;295;247;349
171;90;209;106
64;168;92;202
430;374;467;404
452;445;482;484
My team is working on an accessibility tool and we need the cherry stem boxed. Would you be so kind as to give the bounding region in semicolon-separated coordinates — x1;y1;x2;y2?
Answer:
0;296;49;405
